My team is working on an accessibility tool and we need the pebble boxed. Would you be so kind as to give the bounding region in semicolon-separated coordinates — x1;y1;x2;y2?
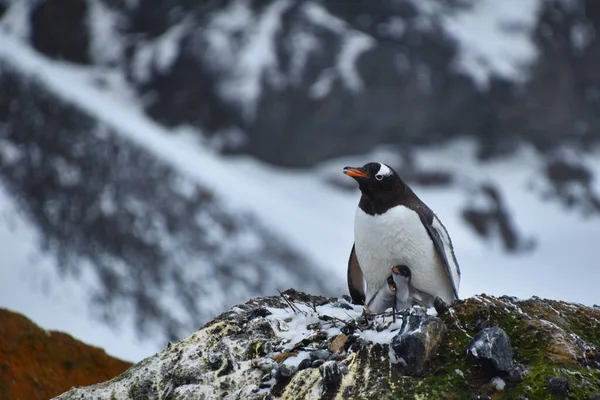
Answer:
312;359;325;368
311;349;332;361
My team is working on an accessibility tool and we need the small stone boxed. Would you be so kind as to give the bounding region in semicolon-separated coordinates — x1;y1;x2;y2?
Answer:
207;352;222;370
329;333;348;353
547;376;569;395
298;358;312;371
506;363;525;383
257;358;277;373
273;352;295;364
328;353;339;361
312;359;325;368
311;349;332;361
262;342;273;355
467;326;514;374
248;307;272;319
333;299;354;310
340;295;352;303
319;361;343;392
340;325;355;336
338;363;349;374
258;381;273;389
279;363;297;378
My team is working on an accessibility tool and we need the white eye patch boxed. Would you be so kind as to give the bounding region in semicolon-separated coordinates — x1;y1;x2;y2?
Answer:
376;163;392;177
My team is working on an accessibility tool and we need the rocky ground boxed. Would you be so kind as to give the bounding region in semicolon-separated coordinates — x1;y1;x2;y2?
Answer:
0;308;132;400
55;289;600;399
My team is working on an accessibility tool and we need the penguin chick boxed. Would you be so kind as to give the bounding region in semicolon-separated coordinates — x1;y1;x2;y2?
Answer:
366;265;412;313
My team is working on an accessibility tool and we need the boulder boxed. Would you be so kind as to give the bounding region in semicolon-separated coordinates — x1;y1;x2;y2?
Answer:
54;290;600;399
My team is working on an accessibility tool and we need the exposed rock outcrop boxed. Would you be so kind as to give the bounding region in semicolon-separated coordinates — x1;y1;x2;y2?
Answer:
0;308;132;400
55;290;600;399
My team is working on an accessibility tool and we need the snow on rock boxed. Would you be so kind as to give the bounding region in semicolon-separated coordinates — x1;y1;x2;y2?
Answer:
87;0;125;66
0;1;31;40
437;0;542;87
207;0;293;120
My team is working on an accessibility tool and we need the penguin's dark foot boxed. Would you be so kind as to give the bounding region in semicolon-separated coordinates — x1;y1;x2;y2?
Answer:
433;297;450;314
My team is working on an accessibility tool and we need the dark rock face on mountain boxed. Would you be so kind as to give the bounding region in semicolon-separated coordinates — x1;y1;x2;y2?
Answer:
54;290;600;400
18;0;600;166
0;69;333;343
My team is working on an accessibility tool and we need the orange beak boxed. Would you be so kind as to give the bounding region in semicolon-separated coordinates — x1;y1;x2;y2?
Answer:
343;167;368;178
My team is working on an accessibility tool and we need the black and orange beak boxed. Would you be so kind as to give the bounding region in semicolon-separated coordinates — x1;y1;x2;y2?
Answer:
343;166;368;179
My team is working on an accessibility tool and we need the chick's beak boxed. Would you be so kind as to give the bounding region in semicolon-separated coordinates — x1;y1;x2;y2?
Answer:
343;166;368;178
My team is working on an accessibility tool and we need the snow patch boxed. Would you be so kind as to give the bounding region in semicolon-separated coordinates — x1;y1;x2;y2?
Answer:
131;20;189;83
87;0;125;65
491;376;506;391
441;0;542;87
0;1;31;40
215;0;293;120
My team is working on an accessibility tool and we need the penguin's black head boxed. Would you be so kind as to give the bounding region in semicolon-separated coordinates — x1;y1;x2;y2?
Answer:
392;265;411;282
343;162;405;213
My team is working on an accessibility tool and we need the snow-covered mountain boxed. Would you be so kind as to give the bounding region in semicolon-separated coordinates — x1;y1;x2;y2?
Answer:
0;0;599;362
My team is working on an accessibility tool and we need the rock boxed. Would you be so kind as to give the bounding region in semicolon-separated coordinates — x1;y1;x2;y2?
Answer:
248;307;272;319
589;394;600;400
467;326;514;374
0;308;132;400
256;358;277;373
319;361;343;393
53;292;600;400
279;363;297;378
547;376;570;395
297;358;312;371
272;352;294;364
329;333;348;353
390;308;447;376
310;349;332;361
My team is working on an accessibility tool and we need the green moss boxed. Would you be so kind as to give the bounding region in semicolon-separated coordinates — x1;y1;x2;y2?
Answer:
376;296;600;400
244;340;267;360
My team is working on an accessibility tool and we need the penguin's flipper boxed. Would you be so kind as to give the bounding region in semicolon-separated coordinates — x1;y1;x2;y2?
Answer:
417;212;461;300
347;243;366;305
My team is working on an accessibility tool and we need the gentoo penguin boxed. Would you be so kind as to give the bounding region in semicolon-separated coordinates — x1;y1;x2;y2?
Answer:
366;265;412;313
344;162;460;308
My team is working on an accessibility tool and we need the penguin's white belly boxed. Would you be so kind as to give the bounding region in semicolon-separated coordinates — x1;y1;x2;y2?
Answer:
354;205;454;304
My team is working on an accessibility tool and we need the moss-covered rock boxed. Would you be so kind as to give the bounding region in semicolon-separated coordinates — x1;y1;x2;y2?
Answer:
54;291;600;400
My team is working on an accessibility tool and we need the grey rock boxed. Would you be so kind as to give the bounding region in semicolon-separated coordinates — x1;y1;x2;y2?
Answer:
467;326;514;374
312;359;325;368
390;308;447;376
319;361;343;393
338;363;349;375
547;376;570;395
256;358;277;373
297;358;312;371
310;349;332;361
279;363;297;378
